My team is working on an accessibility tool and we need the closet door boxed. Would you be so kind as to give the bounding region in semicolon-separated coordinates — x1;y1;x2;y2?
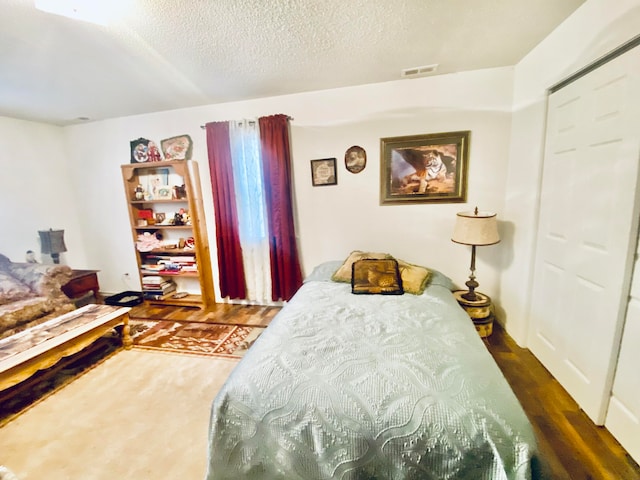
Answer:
605;239;640;463
527;46;640;424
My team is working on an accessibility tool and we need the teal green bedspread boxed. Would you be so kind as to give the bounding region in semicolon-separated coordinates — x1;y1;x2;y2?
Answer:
206;263;538;479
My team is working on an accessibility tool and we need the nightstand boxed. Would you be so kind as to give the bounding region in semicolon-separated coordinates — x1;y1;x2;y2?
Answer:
62;269;101;305
453;290;494;338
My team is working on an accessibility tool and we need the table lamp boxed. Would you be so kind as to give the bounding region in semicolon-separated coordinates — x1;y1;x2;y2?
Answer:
451;207;500;301
39;228;67;264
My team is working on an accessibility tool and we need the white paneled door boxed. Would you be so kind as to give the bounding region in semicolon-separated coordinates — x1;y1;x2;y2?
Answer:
606;239;640;463
528;46;640;425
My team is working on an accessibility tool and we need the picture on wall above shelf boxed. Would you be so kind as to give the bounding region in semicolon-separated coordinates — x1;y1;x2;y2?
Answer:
130;137;150;163
161;135;193;161
130;138;163;163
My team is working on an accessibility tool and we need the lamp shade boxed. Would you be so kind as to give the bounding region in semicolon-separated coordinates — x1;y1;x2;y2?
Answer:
39;229;67;254
451;210;500;246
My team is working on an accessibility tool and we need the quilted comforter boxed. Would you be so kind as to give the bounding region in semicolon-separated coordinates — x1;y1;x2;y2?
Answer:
206;263;538;479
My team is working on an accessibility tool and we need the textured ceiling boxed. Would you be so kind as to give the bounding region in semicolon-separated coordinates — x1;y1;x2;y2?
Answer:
0;0;585;126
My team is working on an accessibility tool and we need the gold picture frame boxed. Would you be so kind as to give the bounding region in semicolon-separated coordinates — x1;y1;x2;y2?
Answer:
380;130;470;205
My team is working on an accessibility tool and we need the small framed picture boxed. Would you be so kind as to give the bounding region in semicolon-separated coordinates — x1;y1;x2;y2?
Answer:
155;212;166;224
345;145;366;174
311;158;337;186
155;185;173;200
143;168;169;199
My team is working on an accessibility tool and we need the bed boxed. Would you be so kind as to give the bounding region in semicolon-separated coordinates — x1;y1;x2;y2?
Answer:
206;259;539;479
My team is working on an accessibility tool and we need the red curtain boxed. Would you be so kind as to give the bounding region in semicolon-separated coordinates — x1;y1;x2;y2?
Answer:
205;121;247;300
259;114;303;301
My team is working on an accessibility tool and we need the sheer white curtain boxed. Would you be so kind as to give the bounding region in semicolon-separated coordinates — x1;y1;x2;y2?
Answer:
228;120;272;303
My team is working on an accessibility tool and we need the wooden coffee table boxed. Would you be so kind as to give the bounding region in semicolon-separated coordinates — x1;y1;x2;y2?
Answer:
0;304;131;391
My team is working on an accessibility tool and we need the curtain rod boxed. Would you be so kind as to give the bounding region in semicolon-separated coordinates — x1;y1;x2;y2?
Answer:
200;115;294;129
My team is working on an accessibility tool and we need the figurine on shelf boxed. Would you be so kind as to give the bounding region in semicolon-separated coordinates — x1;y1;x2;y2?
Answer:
173;184;187;199
147;141;162;162
135;184;145;200
173;208;190;226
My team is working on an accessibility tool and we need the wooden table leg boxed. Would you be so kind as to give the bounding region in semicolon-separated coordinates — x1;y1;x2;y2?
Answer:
122;313;133;350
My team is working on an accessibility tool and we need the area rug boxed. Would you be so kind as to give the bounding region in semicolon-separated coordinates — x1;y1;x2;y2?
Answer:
0;334;121;427
0;321;265;427
0;350;238;479
130;320;265;358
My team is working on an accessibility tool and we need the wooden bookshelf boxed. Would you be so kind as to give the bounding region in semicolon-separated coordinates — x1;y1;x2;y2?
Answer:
121;160;215;309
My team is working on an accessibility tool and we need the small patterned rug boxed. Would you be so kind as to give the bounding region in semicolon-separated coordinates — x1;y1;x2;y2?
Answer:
130;320;265;358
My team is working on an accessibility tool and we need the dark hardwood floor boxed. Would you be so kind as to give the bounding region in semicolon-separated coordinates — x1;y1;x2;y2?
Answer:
486;322;640;480
128;303;640;479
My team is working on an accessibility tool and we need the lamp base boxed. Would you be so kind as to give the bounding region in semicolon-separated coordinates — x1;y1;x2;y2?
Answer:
461;278;479;302
51;253;61;264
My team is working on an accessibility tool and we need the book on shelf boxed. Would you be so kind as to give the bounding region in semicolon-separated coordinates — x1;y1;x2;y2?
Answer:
142;275;165;284
143;279;176;289
143;291;177;301
142;281;177;295
142;276;173;285
140;264;165;273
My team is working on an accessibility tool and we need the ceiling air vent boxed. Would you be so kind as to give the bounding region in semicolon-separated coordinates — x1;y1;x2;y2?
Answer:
401;64;438;78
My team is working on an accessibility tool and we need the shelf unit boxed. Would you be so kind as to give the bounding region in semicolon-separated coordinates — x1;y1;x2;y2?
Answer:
121;160;215;309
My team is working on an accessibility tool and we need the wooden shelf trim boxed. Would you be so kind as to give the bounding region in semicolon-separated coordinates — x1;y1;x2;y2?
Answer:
134;225;194;230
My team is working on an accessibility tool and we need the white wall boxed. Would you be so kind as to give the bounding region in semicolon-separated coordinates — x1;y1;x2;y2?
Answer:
61;67;514;303
0;116;87;267
501;0;640;344
3;0;638;337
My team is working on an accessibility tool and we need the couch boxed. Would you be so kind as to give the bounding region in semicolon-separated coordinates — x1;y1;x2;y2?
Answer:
0;254;75;340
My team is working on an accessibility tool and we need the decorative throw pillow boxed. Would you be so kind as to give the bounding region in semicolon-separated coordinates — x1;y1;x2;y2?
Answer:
351;259;404;295
397;260;432;295
332;250;393;283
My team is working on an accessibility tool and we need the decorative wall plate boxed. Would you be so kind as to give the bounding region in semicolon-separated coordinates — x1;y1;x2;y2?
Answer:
130;138;150;163
160;134;193;160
